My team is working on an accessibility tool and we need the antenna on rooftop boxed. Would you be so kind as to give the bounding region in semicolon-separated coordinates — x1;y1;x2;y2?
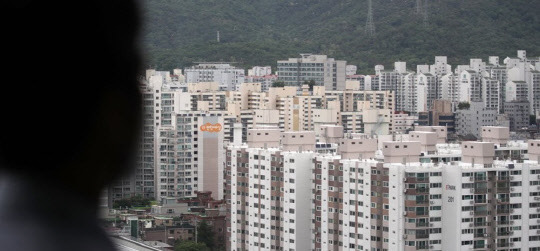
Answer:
422;0;429;27
217;31;220;43
365;0;375;37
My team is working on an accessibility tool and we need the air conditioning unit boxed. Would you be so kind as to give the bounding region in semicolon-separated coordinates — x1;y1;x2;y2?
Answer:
403;189;407;193
469;200;474;205
537;175;540;179
469;223;473;227
470;211;475;215
403;178;407;182
483;233;489;237
430;223;434;227
537;208;540;212
430;201;435;205
510;176;515;180
511;187;515;191
429;245;434;249
403;211;407;216
469;177;474;182
470;188;475;193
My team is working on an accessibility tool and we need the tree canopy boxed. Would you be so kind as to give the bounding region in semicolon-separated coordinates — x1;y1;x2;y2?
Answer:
140;0;539;74
174;241;209;251
113;195;153;209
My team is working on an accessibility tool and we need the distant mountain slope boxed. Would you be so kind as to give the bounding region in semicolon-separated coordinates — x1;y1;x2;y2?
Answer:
140;0;540;74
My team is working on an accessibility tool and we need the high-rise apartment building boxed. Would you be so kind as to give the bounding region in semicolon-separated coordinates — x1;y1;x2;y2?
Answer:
185;63;245;91
277;54;346;91
455;102;497;138
504;100;530;132
226;130;316;251
226;125;540;251
156;110;234;201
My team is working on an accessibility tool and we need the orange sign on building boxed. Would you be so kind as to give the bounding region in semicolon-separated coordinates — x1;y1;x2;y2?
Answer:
200;123;222;133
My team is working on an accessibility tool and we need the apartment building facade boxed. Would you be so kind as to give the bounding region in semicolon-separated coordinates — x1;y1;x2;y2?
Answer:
225;125;540;251
277;54;346;91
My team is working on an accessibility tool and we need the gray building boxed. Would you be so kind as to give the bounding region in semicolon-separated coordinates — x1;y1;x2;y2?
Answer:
504;100;530;131
455;101;497;138
277;54;346;91
184;63;245;91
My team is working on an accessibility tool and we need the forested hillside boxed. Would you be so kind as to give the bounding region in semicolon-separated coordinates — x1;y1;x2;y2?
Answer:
140;0;540;74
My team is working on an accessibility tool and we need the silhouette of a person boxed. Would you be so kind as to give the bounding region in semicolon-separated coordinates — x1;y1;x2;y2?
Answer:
0;1;142;250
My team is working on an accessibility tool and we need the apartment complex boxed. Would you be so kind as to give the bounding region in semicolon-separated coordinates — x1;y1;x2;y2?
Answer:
225;125;539;251
111;69;397;203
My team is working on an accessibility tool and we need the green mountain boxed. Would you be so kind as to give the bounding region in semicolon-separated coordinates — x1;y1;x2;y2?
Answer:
139;0;540;74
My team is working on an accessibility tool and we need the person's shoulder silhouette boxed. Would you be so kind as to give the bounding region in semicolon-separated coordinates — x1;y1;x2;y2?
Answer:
0;1;142;250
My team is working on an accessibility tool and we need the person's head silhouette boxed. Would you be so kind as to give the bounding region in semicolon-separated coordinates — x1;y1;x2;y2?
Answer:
1;1;143;250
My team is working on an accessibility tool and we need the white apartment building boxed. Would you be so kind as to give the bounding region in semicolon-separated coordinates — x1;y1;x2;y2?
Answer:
459;70;483;103
226;125;540;251
482;77;501;112
248;66;272;77
156;110;234;201
277;54;346;91
439;73;459;108
416;73;438;112
226;130;316;251
455;102;497;138
430;56;452;76
185;63;245;91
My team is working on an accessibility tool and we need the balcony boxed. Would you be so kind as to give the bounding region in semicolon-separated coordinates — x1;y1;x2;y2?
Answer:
474;199;488;204
497;242;512;248
474;221;489;227
497;198;510;204
496;231;513;236
496;209;512;214
416;188;430;194
496;187;510;193
474;177;487;182
474;232;489;238
474;188;488;194
496;220;513;226
473;210;489;216
415;233;429;239
473;244;486;249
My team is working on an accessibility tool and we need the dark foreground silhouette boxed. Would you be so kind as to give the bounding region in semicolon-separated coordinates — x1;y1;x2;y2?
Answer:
0;1;142;250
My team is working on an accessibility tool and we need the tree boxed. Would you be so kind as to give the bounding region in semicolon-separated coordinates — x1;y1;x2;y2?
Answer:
303;79;316;91
272;81;285;87
174;241;209;251
197;220;216;250
112;195;153;209
457;102;470;110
